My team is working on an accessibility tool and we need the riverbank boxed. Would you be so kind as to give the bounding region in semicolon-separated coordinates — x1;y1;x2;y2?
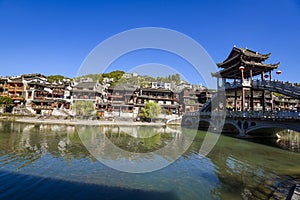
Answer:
0;116;175;127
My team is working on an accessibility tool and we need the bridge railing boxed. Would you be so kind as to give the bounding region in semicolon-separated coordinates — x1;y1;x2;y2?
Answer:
226;110;300;120
224;80;300;98
255;80;299;90
184;110;300;120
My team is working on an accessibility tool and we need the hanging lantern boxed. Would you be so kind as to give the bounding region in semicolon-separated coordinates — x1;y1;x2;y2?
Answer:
276;70;282;75
239;66;245;70
264;74;269;78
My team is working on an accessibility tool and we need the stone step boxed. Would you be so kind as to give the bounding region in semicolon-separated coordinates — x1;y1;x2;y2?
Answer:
291;184;300;200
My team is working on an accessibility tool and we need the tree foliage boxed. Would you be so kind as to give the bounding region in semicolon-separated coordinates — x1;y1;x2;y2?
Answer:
140;101;161;121
0;96;14;112
156;73;181;84
75;71;181;88
117;76;151;88
74;100;95;116
74;74;101;82
0;96;14;107
99;70;125;86
47;75;70;83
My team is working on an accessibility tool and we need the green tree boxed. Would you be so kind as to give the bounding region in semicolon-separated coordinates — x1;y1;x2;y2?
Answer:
0;96;14;112
99;70;125;86
171;73;181;84
140;101;161;122
74;100;95;116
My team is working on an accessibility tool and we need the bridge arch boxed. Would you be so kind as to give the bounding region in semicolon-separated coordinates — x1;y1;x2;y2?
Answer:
198;119;210;131
182;117;194;127
222;121;241;136
246;127;285;138
246;123;300;137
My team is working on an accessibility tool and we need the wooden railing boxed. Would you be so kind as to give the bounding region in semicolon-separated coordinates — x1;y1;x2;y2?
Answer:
224;80;300;99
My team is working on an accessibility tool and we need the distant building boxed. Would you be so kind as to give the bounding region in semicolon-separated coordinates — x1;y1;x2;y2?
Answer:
0;77;24;105
122;72;138;79
136;87;180;115
151;82;171;90
0;74;72;115
179;87;214;112
72;81;97;101
23;74;72;114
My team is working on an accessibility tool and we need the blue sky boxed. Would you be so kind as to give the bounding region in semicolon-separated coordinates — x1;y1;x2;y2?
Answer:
0;0;300;84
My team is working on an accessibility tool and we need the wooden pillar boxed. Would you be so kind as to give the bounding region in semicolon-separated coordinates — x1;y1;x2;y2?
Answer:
271;91;274;111
241;88;245;111
262;90;265;111
250;88;254;111
241;70;244;85
250;68;253;85
250;68;254;111
222;78;226;87
240;68;245;111
261;71;264;81
269;71;273;110
234;89;237;111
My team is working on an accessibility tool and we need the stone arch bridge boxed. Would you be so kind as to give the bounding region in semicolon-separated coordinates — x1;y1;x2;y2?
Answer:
182;111;300;138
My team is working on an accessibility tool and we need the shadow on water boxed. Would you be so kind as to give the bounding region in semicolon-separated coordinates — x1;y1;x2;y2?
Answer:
245;129;300;153
0;170;179;200
183;128;300;199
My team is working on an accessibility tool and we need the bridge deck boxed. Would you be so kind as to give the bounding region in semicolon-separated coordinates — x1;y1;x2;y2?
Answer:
184;111;300;121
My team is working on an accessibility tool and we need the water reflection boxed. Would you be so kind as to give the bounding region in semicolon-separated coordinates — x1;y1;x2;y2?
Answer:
77;125;196;173
277;130;300;152
0;122;299;200
247;129;300;153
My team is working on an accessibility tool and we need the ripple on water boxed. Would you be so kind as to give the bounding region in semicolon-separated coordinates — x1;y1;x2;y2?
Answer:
0;122;299;200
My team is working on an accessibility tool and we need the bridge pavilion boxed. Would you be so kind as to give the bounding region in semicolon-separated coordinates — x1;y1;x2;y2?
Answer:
212;46;280;111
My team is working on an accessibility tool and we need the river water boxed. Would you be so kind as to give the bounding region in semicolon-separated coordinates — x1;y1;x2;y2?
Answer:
0;122;299;200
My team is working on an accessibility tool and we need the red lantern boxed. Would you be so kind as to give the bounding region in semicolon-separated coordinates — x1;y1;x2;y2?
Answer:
276;70;282;75
264;75;269;78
